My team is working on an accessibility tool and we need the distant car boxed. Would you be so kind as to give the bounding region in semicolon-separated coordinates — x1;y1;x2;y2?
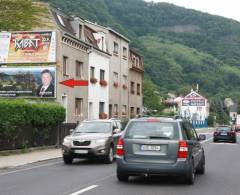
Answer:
62;119;122;164
213;125;236;143
116;117;206;185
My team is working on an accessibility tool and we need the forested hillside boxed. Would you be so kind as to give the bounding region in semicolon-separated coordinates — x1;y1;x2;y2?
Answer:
38;0;240;102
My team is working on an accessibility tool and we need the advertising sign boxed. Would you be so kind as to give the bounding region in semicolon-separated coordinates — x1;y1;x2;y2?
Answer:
0;31;56;63
0;66;56;98
182;99;205;106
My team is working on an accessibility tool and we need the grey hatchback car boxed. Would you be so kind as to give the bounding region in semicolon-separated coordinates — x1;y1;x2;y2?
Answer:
116;117;206;184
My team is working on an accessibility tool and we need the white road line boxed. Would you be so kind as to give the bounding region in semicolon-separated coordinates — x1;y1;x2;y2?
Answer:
0;161;62;176
201;137;213;144
69;185;98;195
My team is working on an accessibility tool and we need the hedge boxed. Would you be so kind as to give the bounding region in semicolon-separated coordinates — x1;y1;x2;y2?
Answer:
0;99;65;150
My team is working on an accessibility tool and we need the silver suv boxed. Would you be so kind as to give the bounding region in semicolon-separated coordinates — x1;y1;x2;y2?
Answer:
116;117;206;184
62;119;122;164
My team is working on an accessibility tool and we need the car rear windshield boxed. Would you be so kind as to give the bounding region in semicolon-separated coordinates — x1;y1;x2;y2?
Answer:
74;122;111;134
125;121;179;140
218;126;231;132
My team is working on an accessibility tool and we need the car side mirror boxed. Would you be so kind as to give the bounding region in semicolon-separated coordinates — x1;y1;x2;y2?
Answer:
198;134;206;141
113;128;120;134
69;129;74;134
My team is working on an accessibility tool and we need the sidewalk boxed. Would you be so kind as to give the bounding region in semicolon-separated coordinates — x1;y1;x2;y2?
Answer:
0;148;62;169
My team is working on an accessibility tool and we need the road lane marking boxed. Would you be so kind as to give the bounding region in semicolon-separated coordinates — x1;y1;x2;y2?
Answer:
0;161;62;176
69;185;98;195
201;137;213;144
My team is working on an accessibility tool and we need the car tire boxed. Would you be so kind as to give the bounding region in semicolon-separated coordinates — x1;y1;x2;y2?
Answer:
196;154;205;174
104;147;114;164
117;170;129;182
185;159;195;185
233;139;237;143
213;139;217;143
63;155;73;164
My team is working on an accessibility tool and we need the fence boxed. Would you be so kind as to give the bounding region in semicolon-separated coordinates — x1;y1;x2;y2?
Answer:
0;123;77;151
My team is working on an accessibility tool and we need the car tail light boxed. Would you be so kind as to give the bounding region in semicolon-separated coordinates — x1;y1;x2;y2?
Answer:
116;137;124;156
214;131;219;136
229;131;236;136
178;140;188;159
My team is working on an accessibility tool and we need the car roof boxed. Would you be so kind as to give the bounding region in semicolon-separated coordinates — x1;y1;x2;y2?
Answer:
82;119;113;123
130;117;184;123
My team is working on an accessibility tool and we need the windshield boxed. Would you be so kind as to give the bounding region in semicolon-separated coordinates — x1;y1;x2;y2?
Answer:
218;126;231;132
74;122;111;133
125;121;179;140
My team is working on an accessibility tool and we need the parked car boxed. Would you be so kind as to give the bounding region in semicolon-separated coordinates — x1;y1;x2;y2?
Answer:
62;119;122;164
116;117;206;185
213;125;236;143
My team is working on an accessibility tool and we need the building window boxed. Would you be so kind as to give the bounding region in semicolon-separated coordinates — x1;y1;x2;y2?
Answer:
114;104;118;115
137;107;140;115
135;58;139;67
132;56;136;66
90;66;95;78
123;75;127;85
123;47;127;58
63;56;68;76
76;61;83;78
122;105;127;115
75;98;83;116
137;83;141;95
114;42;118;54
131;81;135;94
99;102;105;114
113;72;118;82
79;24;82;39
130;107;135;118
100;69;105;80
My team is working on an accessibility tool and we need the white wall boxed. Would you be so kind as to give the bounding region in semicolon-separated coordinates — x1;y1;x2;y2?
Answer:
88;49;110;119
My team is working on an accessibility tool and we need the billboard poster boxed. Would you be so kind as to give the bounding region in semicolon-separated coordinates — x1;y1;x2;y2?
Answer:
0;66;56;98
0;31;56;64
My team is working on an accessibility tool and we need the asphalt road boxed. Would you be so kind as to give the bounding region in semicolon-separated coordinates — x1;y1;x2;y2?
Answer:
1;131;240;195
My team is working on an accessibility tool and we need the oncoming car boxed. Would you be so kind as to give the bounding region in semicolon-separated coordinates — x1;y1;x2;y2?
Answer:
62;120;122;164
116;117;206;184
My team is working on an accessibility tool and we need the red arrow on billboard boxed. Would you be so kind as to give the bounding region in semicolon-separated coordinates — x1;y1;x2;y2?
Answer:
59;79;88;88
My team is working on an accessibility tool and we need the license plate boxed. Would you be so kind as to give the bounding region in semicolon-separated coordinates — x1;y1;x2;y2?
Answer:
141;145;161;151
74;150;88;154
221;133;227;136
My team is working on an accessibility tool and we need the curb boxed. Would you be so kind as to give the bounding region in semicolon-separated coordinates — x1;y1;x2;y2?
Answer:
0;145;59;156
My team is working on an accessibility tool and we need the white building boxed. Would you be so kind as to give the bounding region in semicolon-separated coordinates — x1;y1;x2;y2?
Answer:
88;48;110;119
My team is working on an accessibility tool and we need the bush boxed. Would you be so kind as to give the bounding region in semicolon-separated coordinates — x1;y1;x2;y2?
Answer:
0;99;65;150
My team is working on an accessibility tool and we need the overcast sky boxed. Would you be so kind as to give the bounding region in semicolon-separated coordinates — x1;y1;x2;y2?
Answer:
144;0;240;22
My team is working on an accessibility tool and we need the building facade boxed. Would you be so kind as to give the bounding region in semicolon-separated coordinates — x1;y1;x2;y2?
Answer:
0;2;144;123
129;49;144;118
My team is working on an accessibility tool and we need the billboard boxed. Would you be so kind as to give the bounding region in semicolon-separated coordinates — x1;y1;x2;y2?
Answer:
0;31;56;64
0;66;56;98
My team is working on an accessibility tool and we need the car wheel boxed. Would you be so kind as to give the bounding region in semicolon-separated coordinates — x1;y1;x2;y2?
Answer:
117;170;129;182
185;159;195;185
213;139;217;143
233;139;237;143
104;147;114;164
196;155;205;174
63;155;73;164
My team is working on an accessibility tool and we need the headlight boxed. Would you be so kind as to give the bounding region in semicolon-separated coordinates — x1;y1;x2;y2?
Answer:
95;138;108;144
63;137;72;147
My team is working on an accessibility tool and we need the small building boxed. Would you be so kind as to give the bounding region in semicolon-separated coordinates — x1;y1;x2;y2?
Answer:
180;90;209;128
